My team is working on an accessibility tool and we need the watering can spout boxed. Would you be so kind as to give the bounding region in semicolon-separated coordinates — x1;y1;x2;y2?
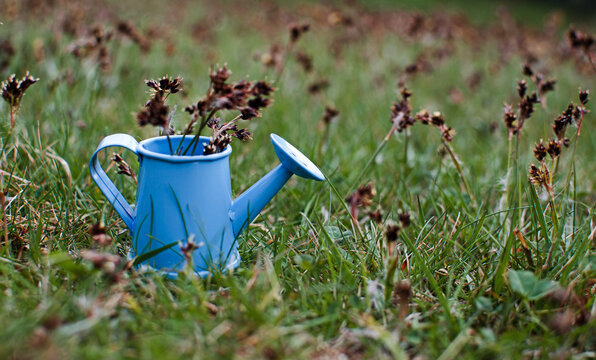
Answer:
230;134;325;237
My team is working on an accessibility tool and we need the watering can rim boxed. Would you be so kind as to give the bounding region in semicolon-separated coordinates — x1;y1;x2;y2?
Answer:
137;135;232;163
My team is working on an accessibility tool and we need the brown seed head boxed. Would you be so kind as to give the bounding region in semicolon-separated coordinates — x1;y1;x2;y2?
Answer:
398;211;411;228
430;111;445;126
146;75;183;95
415;109;431;125
179;236;200;263
539;79;556;95
232;128;252;141
295;51;313;73
385;224;401;243
528;163;552;195
307;79;329;95
533;140;547;162
522;63;534;77
503;103;517;135
112;153;136;182
89;222;112;247
289;23;310;43
546;139;561;159
1;72;40;108
210;66;231;93
137;94;170;128
394;279;412;301
369;208;383;224
247;96;272;110
579;89;589;105
517;80;527;98
251;81;275;97
239;106;259;120
519;92;539;120
567;27;594;51
441;126;456;142
322;106;339;124
345;182;376;211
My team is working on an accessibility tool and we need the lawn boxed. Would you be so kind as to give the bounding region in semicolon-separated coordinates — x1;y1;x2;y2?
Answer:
0;0;595;358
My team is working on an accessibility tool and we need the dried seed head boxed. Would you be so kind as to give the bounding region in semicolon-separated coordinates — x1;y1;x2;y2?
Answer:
369;208;383;224
522;63;534;77
322;106;339;124
539;79;556;95
529;163;552;195
232;128;252;141
247;95;272;110
251;81;274;96
345;182;376;208
503;103;518;136
239;106;259;120
307;79;330;95
391;88;414;132
289;22;310;43
295;51;313;73
567;27;594;51
415;109;431;125
146;75;183;95
517;80;527;98
519;92;539;123
117;20;151;52
204;133;232;155
394;279;412;301
112;153;137;183
1;72;39;108
210;66;231;93
430;111;445;126
579;89;589;105
441;126;456;142
89;222;112;247
546;139;561;159
80;249;124;282
533;140;547;162
400;87;412;100
398;211;411;228
553;108;572;141
179;235;200;263
385;224;401;243
137;94;169;129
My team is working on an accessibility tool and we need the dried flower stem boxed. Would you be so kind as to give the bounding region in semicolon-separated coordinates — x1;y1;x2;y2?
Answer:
351;140;388;192
9;106;16;130
585;50;596;75
350;113;404;188
505;138;514;208
275;41;295;84
165;105;177;155
184;108;217;156
541;197;559;272
442;140;475;203
0;184;7;254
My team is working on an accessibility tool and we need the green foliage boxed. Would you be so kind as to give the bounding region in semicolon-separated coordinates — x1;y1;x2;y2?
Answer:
507;270;558;301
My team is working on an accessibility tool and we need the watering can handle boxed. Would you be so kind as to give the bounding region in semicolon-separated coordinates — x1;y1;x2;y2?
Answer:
89;134;139;231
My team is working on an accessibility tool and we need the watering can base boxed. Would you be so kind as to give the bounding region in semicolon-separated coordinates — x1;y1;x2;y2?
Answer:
128;249;241;279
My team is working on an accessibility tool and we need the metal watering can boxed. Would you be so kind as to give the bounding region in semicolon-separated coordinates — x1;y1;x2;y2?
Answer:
89;134;324;277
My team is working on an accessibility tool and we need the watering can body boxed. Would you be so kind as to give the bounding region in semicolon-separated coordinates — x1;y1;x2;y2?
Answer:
89;134;324;277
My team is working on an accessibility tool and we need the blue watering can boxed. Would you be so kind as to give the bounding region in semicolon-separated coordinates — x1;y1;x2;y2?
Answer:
90;134;324;277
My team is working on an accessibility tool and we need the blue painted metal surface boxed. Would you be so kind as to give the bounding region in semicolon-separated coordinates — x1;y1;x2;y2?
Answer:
89;133;324;277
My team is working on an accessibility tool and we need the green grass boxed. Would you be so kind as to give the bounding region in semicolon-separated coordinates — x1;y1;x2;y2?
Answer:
0;0;595;358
